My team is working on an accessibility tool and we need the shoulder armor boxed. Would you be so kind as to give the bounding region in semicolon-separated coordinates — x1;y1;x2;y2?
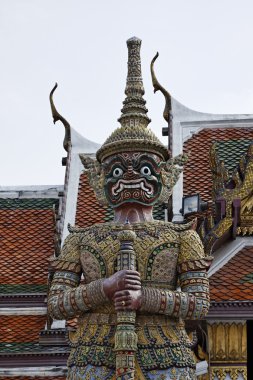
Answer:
67;223;90;234
166;218;197;232
178;229;205;264
50;232;82;273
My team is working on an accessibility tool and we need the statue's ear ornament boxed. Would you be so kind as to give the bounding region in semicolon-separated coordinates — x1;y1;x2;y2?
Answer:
79;154;108;206
159;153;188;202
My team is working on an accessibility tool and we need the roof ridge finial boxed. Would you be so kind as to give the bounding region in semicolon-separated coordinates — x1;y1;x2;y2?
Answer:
118;37;151;129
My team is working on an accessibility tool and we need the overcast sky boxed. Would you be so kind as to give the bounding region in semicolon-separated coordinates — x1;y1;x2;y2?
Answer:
1;0;253;185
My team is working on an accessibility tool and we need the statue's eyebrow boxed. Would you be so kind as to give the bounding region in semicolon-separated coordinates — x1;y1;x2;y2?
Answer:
104;156;128;170
133;154;160;168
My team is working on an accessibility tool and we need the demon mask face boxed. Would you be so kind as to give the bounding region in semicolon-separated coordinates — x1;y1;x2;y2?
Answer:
80;151;187;207
103;152;163;208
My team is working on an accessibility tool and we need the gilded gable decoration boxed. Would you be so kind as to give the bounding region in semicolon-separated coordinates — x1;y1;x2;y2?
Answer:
199;142;253;254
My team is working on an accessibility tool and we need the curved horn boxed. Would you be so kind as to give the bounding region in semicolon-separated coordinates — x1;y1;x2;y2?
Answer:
49;83;71;152
151;52;172;123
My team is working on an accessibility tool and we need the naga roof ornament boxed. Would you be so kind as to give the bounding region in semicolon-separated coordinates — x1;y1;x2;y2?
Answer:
49;83;71;152
96;37;169;163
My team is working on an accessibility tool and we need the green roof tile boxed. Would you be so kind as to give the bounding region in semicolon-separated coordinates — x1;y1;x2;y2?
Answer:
240;273;253;284
0;342;68;353
103;206;114;222
153;203;165;221
217;139;252;174
0;284;48;294
0;198;59;210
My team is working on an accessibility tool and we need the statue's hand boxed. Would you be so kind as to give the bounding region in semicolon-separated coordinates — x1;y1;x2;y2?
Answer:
114;289;142;311
103;270;141;300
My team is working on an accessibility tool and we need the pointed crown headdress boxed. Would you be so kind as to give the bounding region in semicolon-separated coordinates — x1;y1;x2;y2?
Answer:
80;37;186;205
96;37;169;163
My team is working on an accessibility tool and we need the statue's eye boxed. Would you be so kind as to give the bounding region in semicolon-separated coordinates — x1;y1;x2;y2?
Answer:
113;167;123;178
140;166;151;176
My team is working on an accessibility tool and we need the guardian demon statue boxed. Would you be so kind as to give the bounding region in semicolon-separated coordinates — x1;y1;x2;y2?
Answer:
48;37;212;380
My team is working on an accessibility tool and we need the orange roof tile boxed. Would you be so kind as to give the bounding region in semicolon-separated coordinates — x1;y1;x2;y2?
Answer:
75;173;113;227
0;315;47;343
66;318;78;330
0;206;56;286
183;128;253;201
210;246;253;301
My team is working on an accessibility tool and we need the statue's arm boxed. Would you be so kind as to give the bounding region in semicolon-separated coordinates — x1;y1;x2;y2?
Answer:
48;232;141;319
47;233;108;320
140;268;210;319
140;230;212;320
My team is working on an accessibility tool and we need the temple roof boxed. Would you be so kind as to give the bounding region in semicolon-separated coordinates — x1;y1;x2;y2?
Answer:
0;187;68;372
216;139;253;174
183;127;253;201
1;315;47;345
0;197;59;292
75;172;113;227
210;245;253;302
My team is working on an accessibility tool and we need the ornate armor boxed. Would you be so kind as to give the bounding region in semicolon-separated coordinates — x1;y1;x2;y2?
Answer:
48;222;211;379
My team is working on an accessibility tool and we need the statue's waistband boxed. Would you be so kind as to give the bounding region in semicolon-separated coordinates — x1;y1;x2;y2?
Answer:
77;312;183;327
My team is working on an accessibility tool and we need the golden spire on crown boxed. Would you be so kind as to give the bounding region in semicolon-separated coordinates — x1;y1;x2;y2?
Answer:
118;37;151;129
96;37;169;162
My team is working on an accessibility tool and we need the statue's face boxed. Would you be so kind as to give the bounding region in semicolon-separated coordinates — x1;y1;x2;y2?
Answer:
103;152;163;208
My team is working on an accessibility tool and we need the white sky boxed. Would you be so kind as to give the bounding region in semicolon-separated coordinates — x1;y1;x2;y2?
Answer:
1;0;253;185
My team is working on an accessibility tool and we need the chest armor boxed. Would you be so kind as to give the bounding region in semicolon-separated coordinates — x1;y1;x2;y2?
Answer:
79;221;180;290
68;222;195;371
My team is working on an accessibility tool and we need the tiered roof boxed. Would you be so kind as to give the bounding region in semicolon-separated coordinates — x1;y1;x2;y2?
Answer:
182;123;253;318
0;188;68;374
